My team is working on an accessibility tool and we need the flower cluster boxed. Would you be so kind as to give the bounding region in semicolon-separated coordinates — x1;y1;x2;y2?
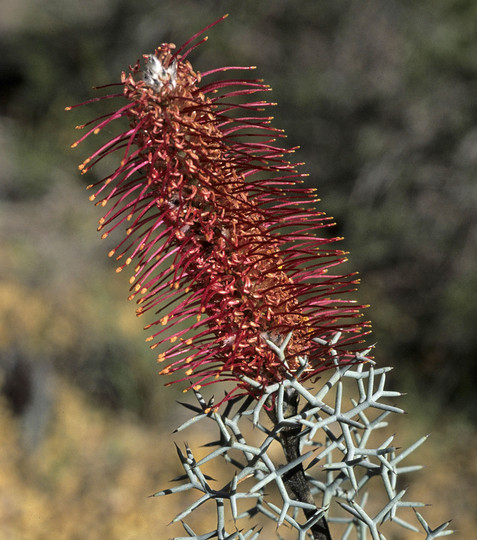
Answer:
69;16;369;400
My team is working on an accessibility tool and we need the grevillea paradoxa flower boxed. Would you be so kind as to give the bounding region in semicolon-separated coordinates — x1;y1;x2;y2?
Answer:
68;16;370;400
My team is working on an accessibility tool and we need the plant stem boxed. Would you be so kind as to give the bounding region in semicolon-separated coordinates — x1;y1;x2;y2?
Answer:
270;388;332;540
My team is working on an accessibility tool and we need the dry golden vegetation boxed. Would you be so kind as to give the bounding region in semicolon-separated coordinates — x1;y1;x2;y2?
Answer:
0;378;191;540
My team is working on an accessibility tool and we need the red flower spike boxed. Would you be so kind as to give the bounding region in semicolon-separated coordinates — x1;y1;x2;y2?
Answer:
69;17;371;401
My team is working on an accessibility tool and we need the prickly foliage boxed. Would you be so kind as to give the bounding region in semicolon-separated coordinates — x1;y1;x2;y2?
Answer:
153;333;453;539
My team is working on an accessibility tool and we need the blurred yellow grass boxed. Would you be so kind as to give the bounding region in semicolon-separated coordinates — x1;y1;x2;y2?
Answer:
0;380;186;539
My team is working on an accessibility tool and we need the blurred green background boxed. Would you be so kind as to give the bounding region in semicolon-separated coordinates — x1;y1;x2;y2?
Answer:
1;0;476;537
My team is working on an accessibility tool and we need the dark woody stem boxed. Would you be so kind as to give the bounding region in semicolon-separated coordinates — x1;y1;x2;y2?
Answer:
268;388;332;540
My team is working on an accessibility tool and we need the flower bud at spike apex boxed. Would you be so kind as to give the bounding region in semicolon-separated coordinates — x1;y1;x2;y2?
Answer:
68;15;371;402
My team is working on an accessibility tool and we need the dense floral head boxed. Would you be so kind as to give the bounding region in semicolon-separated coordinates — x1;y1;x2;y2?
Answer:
68;16;370;401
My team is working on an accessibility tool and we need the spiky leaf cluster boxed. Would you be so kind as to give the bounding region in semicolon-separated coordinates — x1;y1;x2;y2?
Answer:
154;333;453;540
